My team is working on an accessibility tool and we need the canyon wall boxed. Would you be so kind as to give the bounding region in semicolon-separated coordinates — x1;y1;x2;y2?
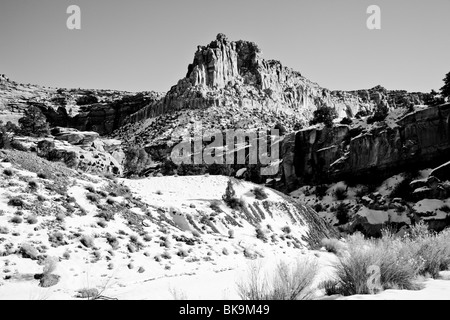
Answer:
283;103;450;189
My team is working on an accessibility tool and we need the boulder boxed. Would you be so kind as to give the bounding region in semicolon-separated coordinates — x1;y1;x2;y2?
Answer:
54;129;99;145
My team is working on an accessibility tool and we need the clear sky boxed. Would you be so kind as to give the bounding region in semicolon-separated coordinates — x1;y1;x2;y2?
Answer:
0;0;449;93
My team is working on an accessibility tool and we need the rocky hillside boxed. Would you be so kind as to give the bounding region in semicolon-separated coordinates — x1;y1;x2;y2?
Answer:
291;158;450;238
113;34;369;148
0;74;163;135
0;150;337;298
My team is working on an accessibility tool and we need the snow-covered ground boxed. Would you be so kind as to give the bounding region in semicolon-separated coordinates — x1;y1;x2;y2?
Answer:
1;154;450;300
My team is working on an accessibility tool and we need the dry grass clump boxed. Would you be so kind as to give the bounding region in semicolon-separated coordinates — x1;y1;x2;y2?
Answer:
321;238;346;255
252;187;268;200
324;223;450;296
80;235;95;248
237;259;318;300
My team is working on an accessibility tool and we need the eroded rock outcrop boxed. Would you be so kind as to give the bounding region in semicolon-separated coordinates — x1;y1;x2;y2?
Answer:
286;103;450;188
0;77;164;135
126;34;369;129
14;129;124;175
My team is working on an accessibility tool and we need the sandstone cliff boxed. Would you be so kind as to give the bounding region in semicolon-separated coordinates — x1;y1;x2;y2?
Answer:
0;76;163;135
125;34;371;133
283;102;450;190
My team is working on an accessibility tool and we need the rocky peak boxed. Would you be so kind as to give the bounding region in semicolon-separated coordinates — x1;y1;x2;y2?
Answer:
186;33;242;89
184;33;296;92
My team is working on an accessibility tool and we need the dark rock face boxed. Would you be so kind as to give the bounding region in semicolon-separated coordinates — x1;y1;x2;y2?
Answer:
40;93;164;135
287;103;450;187
0;78;164;136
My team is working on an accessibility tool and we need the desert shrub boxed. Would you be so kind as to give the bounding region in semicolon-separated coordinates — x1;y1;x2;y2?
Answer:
408;221;431;239
64;151;79;168
255;227;267;242
8;197;24;207
439;205;450;213
10;216;23;224
26;216;38;224
10;140;28;151
334;187;348;200
103;172;116;181
19;243;39;260
37;172;48;179
321;280;342;296
313;203;324;212
85;185;96;193
252;187;268;200
97;220;108;228
330;233;422;296
226;197;244;210
309;107;337;127
80;235;95;248
161;251;172;259
106;235;119;250
124;146;152;176
222;180;244;209
96;209;115;222
18;105;50;137
28;180;39;191
210;201;222;213
3;168;13;176
62;250;71;260
0;124;12;149
42;257;58;275
49;232;65;245
281;226;291;234
76;95;98;106
237;259;318;300
97;190;108;198
335;203;349;224
406;226;450;278
315;185;328;198
340;117;353;125
321;238;345;255
55;212;66;221
76;288;99;299
129;234;139;243
86;192;99;203
0;226;9;234
106;182;131;198
177;249;189;258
